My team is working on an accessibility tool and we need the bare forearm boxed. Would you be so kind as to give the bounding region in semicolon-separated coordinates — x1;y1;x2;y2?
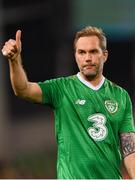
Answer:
120;132;135;179
124;153;135;179
9;55;29;97
127;167;135;179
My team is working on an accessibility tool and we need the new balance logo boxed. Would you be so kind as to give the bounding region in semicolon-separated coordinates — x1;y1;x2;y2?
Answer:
75;99;86;105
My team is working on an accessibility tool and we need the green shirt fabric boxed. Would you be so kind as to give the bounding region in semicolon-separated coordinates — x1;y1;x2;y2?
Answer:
38;74;135;179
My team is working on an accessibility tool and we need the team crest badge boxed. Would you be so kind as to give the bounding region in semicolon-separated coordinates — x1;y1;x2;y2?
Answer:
105;100;118;113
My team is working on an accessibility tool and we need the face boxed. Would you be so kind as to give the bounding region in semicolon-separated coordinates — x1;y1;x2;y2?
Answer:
75;36;108;81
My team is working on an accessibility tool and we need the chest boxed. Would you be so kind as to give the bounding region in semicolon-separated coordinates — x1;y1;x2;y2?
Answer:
62;85;125;130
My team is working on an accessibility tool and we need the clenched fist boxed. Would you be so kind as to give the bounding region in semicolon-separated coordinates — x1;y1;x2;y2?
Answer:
2;30;22;61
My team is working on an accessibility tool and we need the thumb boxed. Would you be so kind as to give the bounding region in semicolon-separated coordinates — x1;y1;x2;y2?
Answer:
16;30;21;47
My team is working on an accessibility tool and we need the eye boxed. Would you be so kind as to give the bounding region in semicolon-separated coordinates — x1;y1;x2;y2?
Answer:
91;49;98;54
78;50;85;55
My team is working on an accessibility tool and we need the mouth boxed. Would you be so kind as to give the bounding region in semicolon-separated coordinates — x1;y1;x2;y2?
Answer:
83;64;95;70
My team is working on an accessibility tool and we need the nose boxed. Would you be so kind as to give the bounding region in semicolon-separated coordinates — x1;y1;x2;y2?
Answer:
85;53;92;62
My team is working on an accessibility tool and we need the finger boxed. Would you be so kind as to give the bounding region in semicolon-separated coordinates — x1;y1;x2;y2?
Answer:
2;42;14;55
2;48;11;57
2;49;7;56
6;40;16;49
16;30;21;47
2;47;16;59
4;41;17;55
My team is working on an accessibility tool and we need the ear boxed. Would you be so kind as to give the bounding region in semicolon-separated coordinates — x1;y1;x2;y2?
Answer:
103;50;108;63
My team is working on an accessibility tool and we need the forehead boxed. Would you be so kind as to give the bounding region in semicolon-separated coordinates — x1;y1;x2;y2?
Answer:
76;36;100;49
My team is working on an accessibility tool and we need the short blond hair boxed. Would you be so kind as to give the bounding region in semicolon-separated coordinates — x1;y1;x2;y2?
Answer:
74;26;107;51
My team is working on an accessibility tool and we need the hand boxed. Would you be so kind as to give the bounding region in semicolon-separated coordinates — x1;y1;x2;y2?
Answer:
2;30;22;61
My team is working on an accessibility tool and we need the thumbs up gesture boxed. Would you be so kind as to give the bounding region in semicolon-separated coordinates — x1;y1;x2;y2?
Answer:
2;30;22;61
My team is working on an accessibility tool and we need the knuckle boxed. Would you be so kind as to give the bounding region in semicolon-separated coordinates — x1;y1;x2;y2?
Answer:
9;39;16;45
9;39;14;42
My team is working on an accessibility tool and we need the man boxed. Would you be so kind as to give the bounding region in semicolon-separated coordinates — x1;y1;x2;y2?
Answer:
2;26;135;179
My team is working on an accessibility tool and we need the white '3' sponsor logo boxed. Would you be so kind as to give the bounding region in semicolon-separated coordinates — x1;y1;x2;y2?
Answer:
87;113;108;141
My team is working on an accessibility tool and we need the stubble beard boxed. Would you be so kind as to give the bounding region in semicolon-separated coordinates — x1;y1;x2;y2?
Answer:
82;71;97;81
80;66;101;81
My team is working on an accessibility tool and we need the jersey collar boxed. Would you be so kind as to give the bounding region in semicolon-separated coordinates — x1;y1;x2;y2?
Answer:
77;72;105;91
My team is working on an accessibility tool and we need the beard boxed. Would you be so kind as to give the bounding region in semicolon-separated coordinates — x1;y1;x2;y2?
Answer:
80;64;101;81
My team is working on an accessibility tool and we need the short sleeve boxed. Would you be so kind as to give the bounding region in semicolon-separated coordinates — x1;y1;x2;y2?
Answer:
38;78;63;108
119;91;135;133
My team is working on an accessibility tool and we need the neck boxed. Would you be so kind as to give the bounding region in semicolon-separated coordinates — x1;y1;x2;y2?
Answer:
80;72;104;87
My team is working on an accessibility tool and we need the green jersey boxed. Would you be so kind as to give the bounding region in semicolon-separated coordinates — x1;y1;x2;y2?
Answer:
38;73;135;179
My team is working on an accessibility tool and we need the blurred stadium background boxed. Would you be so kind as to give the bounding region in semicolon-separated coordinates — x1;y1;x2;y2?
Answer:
0;0;135;178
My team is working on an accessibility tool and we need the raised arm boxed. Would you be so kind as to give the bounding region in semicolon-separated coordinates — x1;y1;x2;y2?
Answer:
1;30;42;103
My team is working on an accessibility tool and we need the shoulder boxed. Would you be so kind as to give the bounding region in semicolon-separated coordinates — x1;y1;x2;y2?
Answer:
105;78;129;95
56;75;77;82
46;75;77;85
38;75;78;89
